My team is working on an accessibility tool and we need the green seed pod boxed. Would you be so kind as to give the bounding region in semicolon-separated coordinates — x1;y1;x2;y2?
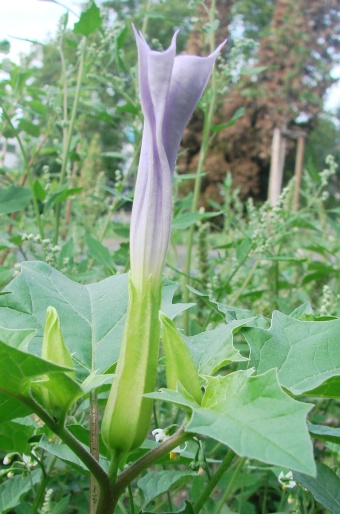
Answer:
160;312;202;405
101;276;161;463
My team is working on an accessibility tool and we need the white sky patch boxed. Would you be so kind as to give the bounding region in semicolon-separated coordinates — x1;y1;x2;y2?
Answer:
0;0;81;62
324;65;340;113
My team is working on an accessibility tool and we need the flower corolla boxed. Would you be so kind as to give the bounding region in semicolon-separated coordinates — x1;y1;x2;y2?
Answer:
130;27;225;291
278;470;296;490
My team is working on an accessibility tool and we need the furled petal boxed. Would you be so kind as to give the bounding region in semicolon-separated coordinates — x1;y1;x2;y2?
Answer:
130;27;224;291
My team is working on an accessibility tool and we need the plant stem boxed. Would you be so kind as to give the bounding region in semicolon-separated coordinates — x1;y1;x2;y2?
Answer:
183;0;217;333
17;392;109;491
53;37;87;245
141;0;152;34
0;105;45;241
128;484;136;514
230;257;260;305
111;426;190;511
29;456;57;514
214;458;246;514
193;449;236;514
29;472;48;514
90;389;100;513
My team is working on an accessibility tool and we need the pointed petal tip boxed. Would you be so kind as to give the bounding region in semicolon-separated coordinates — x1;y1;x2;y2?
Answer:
211;38;227;58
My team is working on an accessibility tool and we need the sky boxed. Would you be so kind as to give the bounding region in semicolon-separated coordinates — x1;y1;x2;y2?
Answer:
0;0;339;112
0;0;81;59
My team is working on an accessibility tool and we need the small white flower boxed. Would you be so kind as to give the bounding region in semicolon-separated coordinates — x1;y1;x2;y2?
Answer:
169;443;187;460
278;471;296;489
152;428;187;459
3;455;11;466
152;428;168;443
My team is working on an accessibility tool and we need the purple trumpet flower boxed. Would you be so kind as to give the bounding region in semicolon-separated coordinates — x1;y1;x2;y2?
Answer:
130;27;225;291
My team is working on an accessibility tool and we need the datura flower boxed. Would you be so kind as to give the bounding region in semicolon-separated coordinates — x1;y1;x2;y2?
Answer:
101;28;224;464
130;26;225;292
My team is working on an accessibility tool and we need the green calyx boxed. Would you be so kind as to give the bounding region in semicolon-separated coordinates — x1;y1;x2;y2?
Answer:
160;312;202;405
101;275;162;463
41;307;75;373
32;306;76;422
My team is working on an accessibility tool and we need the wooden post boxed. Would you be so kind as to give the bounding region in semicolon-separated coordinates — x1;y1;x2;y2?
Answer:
292;135;305;211
268;128;285;205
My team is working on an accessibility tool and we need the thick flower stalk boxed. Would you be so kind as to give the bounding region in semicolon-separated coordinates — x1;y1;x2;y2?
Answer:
101;28;224;467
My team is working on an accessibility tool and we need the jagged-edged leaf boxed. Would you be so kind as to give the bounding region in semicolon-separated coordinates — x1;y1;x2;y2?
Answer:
188;286;269;328
138;470;197;507
73;1;102;36
162;280;195;319
184;320;250;375
0;262;191;380
244;311;340;396
148;370;315;475
294;462;340;514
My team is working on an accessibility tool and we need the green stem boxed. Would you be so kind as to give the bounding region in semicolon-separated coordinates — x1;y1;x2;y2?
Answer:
87;138;141;273
214;457;246;514
193;449;236;514
0;105;45;241
128;484;136;514
53;37;87;245
141;0;152;34
111;426;190;510
90;390;100;513
230;258;260;305
183;0;217;333
29;456;57;514
17;393;109;491
30;476;48;514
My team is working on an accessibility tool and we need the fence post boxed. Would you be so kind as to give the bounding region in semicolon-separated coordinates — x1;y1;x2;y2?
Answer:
292;135;305;211
268;127;285;205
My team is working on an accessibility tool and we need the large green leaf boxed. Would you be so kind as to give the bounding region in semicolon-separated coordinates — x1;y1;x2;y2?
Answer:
184;320;250;375
0;326;83;421
148;370;315;475
0;339;71;394
0;186;32;214
294;462;340;514
0;394;31;423
0;419;35;453
244;311;340;396
188;286;268;328
0;469;42;513
0;262;191;380
138;470;197;508
37;434;109;474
